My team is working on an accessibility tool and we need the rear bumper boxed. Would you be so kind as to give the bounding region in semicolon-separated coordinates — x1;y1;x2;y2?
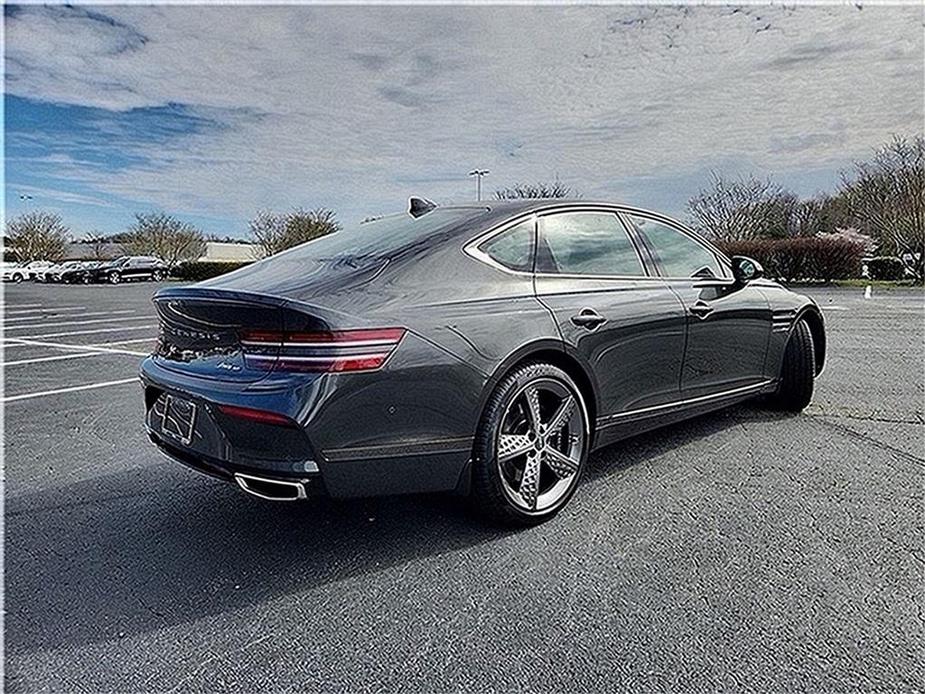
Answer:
148;431;327;498
140;355;476;499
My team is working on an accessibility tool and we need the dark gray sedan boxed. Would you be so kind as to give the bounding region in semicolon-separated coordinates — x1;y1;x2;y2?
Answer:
141;199;825;524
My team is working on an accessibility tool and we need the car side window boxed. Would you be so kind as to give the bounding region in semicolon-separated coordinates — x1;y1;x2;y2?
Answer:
537;212;644;277
478;219;535;272
630;216;725;279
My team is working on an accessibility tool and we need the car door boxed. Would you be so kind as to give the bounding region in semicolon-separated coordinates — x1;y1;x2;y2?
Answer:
625;213;772;400
138;258;155;279
532;209;687;423
124;257;145;280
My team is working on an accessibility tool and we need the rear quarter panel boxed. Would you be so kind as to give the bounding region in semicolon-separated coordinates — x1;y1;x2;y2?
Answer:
304;245;561;496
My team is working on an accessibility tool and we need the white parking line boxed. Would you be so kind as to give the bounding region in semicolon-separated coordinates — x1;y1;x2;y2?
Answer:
821;306;849;311
3;378;139;403
11;324;156;340
92;337;157;347
0;333;158;350
1;337;149;357
2;352;112;366
4;306;86;316
0;304;46;311
4;316;150;331
3;309;135;324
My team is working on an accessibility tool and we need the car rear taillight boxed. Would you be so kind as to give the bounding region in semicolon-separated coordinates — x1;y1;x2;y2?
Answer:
239;327;406;373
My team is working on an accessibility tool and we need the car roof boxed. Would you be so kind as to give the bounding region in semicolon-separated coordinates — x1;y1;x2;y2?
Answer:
438;198;685;224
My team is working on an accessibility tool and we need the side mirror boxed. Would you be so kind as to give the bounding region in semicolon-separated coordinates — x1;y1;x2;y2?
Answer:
731;256;763;284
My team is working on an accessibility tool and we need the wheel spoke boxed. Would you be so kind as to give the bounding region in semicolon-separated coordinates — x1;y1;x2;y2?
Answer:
522;386;543;436
518;451;541;510
544;447;579;479
546;394;575;434
498;434;533;463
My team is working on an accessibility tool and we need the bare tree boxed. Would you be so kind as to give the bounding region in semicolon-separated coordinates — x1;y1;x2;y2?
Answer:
84;232;112;260
123;212;206;269
494;180;576;199
687;172;794;241
840;134;924;280
792;195;852;238
249;207;340;257
5;210;69;262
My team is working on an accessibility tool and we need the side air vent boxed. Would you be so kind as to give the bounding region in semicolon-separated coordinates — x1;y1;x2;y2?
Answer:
772;309;797;333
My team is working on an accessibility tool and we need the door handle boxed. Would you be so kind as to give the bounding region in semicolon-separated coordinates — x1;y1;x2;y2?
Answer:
571;309;607;330
689;301;714;319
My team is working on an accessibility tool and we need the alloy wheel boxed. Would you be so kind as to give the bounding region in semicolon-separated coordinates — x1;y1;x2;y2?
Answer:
496;377;586;513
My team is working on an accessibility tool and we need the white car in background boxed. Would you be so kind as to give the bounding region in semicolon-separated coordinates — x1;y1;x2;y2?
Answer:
2;262;40;283
0;262;26;282
28;261;60;282
4;260;56;282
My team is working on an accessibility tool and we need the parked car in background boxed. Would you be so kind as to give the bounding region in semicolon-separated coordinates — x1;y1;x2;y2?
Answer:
25;260;56;281
142;198;826;525
41;261;82;283
2;260;54;282
58;261;100;284
1;262;20;282
91;256;168;283
32;262;62;282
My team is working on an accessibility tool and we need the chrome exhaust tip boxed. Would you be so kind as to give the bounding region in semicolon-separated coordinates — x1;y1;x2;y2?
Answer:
234;472;307;501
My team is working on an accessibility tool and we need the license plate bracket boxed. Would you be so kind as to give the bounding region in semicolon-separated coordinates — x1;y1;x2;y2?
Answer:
161;394;197;446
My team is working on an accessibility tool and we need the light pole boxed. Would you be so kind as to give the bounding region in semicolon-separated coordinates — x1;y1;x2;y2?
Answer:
468;169;490;201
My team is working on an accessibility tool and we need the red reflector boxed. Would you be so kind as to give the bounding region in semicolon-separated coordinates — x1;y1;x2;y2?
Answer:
217;404;294;426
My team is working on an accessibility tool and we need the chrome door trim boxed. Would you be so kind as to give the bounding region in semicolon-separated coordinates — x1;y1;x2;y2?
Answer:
597;379;774;427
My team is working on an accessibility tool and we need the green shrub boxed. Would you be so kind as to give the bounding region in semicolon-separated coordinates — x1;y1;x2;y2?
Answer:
172;261;252;281
866;257;906;281
716;237;864;282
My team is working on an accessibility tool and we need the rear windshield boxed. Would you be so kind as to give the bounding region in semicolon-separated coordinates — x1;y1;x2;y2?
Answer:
274;208;486;262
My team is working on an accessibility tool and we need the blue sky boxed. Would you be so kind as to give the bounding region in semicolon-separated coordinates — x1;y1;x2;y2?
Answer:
4;4;923;239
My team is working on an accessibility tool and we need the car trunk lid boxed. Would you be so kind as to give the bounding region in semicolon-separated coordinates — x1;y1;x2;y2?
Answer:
153;289;327;383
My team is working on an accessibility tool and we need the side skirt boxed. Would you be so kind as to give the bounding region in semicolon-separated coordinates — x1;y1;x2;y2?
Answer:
592;379;777;450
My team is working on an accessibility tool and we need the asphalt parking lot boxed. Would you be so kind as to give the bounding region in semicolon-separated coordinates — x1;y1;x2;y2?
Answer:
3;281;923;692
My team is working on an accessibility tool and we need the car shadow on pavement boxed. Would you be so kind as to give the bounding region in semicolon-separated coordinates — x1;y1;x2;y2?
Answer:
5;405;792;653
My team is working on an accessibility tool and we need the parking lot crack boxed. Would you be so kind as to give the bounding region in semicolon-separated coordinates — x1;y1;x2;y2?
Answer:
805;415;925;468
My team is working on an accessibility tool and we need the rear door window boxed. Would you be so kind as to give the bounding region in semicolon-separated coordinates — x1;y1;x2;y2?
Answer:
537;212;645;277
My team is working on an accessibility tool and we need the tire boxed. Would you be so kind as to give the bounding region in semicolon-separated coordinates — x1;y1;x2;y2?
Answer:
12;273;23;283
108;271;121;284
153;270;165;282
470;362;590;526
767;319;815;412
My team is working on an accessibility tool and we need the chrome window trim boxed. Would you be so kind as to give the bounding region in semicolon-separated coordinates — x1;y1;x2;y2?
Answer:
597;379;774;427
463;204;670;281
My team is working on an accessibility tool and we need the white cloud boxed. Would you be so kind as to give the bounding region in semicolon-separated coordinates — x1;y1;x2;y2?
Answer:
5;4;924;225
